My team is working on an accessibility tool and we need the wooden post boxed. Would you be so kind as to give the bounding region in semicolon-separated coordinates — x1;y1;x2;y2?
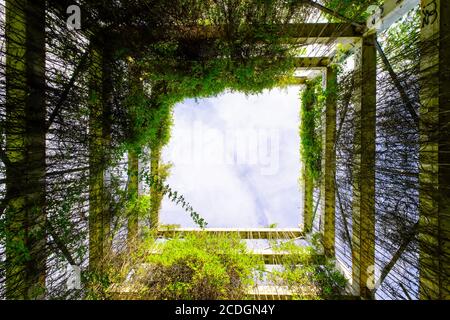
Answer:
352;33;377;299
322;66;337;257
88;43;112;273
419;0;450;300
127;150;139;247
300;167;314;233
300;82;315;234
149;146;162;229
5;0;47;299
126;63;142;247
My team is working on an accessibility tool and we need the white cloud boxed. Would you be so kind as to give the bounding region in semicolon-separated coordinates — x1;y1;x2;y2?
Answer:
160;87;301;228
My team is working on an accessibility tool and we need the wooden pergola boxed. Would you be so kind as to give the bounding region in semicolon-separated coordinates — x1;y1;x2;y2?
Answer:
153;0;450;300
3;0;448;300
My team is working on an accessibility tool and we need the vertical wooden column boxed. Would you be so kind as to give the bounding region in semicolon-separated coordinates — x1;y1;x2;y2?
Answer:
126;65;142;247
127;150;139;247
149;146;162;229
300;82;315;234
419;0;450;300
88;46;104;272
352;33;377;299
5;0;47;299
322;66;337;257
301;168;314;233
88;42;112;273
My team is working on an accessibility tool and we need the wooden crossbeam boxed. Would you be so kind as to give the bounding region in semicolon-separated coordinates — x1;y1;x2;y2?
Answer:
247;285;294;300
286;77;308;85
294;57;330;68
252;250;291;264
247;285;360;300
49;1;363;42
366;0;419;33
157;228;304;239
148;248;322;264
251;249;325;264
119;23;362;45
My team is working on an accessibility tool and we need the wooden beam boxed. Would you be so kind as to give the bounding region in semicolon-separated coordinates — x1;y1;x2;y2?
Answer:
294;57;330;69
120;23;362;45
88;44;113;273
250;249;325;264
366;0;419;33
351;34;377;300
279;76;308;87
299;80;318;234
149;146;162;229
127;150;139;248
157;228;304;240
418;0;450;300
322;66;337;258
5;0;47;299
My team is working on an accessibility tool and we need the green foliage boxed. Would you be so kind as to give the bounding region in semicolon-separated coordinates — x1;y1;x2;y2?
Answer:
323;0;382;21
300;77;324;183
144;171;208;228
382;7;420;73
126;195;151;220
269;238;347;299
134;234;264;300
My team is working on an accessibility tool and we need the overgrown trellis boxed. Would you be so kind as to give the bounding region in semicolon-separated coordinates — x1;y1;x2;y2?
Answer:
0;0;449;300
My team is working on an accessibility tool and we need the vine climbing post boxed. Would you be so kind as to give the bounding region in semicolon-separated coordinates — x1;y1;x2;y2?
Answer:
301;166;314;233
300;82;316;234
322;66;337;258
126;64;143;248
149;146;162;229
418;0;450;300
88;41;113;274
4;0;47;299
127;150;139;248
351;33;377;299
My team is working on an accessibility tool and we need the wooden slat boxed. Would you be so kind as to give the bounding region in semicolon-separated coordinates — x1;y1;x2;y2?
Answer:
157;228;304;239
247;285;361;300
247;285;293;300
284;76;308;86
250;249;325;264
294;57;330;68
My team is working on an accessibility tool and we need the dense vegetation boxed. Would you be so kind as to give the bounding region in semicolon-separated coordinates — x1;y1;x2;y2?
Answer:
270;235;347;299
135;234;264;300
300;77;324;183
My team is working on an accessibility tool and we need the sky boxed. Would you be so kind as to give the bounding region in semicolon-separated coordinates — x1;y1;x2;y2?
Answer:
159;86;302;228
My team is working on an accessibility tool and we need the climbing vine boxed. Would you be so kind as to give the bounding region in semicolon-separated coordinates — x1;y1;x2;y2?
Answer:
300;77;325;183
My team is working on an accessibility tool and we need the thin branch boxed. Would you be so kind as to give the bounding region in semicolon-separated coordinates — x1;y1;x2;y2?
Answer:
374;39;419;127
45;47;91;132
46;220;77;266
399;282;413;300
335;179;353;251
375;221;419;291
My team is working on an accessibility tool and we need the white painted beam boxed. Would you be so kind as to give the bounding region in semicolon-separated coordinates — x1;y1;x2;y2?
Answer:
366;0;420;33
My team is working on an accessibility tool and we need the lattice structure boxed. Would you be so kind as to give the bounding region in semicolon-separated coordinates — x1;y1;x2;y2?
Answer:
0;0;448;300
